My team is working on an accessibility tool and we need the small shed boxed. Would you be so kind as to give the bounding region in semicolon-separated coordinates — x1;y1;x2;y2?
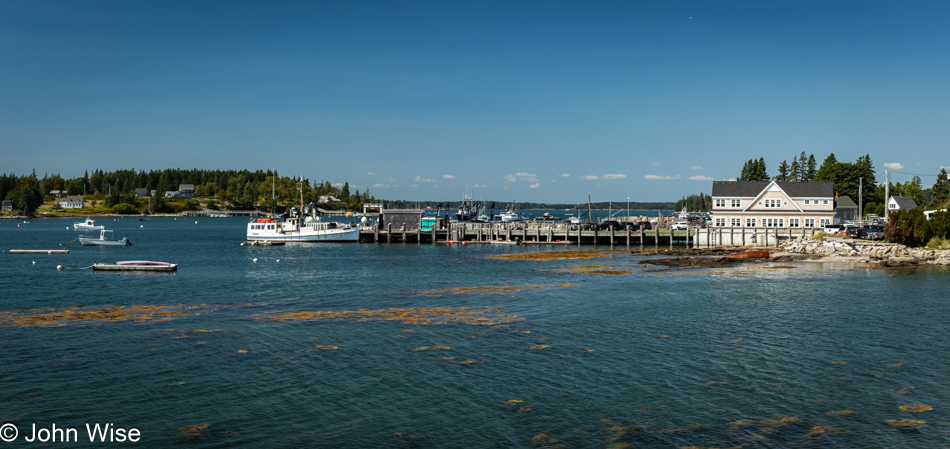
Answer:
378;210;424;231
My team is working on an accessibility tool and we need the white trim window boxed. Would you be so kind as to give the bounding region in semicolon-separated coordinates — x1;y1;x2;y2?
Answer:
715;217;725;227
764;199;781;208
746;217;756;228
730;218;741;227
730;199;741;208
804;199;811;205
763;218;785;228
715;199;726;208
789;218;800;228
804;218;815;228
819;218;831;227
822;200;829;205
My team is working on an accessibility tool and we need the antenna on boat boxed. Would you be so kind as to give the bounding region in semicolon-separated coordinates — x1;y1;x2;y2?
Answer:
271;169;276;217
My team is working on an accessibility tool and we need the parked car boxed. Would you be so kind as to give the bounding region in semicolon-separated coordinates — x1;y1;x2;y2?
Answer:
598;220;622;231
671;221;689;230
626;221;652;230
845;225;862;238
822;224;845;234
858;225;885;240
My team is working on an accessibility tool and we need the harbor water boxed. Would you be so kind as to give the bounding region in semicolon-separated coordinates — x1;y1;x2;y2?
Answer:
1;217;949;448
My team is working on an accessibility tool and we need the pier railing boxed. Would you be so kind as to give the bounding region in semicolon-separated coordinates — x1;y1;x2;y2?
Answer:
359;221;822;247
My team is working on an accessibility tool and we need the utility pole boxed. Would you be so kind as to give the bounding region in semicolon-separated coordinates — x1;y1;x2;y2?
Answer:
859;177;862;222
884;170;889;221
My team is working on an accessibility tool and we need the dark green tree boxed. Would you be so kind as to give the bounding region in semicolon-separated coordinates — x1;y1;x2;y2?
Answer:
7;175;44;216
789;159;801;182
805;154;818;181
885;208;930;247
775;160;790;181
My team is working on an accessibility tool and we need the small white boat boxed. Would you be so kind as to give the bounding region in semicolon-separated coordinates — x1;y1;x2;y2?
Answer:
79;229;131;246
74;217;103;230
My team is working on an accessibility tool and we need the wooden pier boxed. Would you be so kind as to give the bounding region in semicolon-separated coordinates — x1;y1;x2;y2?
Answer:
358;222;822;247
359;222;695;247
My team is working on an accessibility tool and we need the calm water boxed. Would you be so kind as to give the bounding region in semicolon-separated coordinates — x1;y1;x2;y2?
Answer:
1;217;949;448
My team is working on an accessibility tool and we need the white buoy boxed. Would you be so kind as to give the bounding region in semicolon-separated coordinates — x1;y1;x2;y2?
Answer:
276;259;280;262
32;261;36;265
140;225;144;228
195;221;198;224
66;226;69;229
253;258;258;263
57;265;63;270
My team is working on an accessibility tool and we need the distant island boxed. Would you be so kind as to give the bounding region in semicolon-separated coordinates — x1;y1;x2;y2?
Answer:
0;169;678;218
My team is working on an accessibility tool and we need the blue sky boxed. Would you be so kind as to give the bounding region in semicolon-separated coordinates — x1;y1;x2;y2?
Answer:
3;1;949;202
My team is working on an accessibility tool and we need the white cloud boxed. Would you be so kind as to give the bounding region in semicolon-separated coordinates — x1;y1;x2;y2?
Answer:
529;183;541;188
884;162;904;170
727;178;737;182
689;166;702;170
560;173;570;177
372;183;390;188
644;175;681;180
384;177;397;182
367;172;376;175
603;173;626;180
581;175;599;180
689;175;715;181
505;172;538;182
412;184;419;188
414;176;434;182
442;174;455;179
652;162;660;166
473;183;487;188
331;182;343;187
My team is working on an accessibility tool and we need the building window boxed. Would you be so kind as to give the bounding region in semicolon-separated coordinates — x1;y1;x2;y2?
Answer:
730;199;741;208
819;218;831;227
746;218;756;228
789;218;800;228
822;200;829;205
804;199;810;205
715;217;725;227
764;199;781;208
804;218;814;228
763;218;785;228
731;218;741;227
715;199;725;208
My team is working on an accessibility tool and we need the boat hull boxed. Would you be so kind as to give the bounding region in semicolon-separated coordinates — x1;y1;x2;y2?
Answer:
246;226;360;242
74;224;104;231
79;239;128;246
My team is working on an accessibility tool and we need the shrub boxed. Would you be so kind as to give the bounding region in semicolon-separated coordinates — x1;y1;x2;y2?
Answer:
112;203;137;214
926;237;950;250
811;232;827;241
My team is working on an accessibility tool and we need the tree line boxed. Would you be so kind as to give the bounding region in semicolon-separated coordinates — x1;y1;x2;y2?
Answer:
0;169;377;216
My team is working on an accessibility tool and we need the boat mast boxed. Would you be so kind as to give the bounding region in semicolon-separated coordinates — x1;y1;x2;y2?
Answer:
271;169;276;217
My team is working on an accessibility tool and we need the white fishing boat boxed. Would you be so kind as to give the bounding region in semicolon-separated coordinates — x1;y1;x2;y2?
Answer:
245;178;360;243
79;229;132;246
498;204;525;223
73;217;103;230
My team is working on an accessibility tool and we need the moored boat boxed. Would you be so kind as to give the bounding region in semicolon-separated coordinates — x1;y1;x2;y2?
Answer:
93;261;177;272
245;178;360;243
79;229;131;246
74;217;103;230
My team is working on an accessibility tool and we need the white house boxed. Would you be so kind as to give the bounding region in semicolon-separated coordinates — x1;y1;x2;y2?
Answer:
178;184;195;198
55;195;85;209
1;200;12;212
710;181;836;229
887;195;918;212
318;195;341;204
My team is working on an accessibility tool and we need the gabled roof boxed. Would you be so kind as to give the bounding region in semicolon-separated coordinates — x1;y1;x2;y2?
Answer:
836;195;857;208
889;196;918;210
712;181;834;197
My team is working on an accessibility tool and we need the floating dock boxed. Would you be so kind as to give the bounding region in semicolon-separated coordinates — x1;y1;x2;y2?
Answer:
93;261;177;272
8;249;70;254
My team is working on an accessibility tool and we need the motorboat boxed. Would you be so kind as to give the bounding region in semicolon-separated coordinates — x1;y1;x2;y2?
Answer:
74;217;103;230
79;229;131;246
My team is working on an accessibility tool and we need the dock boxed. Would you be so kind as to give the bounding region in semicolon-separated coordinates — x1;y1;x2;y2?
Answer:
8;249;70;254
93;262;178;272
358;222;823;248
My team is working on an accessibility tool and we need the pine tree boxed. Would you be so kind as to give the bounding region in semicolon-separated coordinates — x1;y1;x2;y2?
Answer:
776;160;789;181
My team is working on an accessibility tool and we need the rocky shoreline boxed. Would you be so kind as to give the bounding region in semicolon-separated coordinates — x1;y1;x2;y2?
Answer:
636;240;950;268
